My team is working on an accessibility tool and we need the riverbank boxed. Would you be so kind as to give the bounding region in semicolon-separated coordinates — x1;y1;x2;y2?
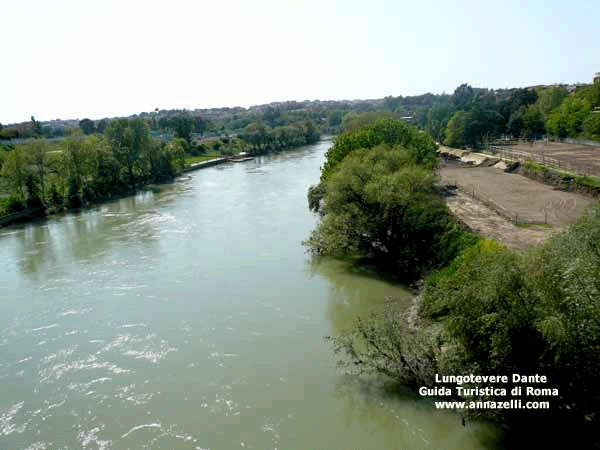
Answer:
0;143;317;229
0;156;231;228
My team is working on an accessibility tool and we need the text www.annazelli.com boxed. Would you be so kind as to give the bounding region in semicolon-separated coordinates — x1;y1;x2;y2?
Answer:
435;400;550;410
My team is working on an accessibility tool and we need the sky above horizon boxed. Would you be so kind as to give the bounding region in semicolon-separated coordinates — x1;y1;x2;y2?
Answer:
1;0;599;124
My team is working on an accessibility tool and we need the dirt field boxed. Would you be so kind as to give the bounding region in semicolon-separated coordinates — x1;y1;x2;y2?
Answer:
440;164;598;248
491;141;600;177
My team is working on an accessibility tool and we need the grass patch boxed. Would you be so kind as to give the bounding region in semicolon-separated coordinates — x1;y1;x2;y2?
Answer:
574;175;600;188
515;222;553;229
523;160;600;190
0;197;9;216
523;160;550;173
184;152;221;166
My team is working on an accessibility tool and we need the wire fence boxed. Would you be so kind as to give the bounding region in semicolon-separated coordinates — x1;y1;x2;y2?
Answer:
447;179;563;226
487;145;599;178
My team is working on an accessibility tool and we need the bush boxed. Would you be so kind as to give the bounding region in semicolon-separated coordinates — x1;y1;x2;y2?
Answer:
420;203;600;438
306;144;466;281
2;194;26;213
321;118;438;183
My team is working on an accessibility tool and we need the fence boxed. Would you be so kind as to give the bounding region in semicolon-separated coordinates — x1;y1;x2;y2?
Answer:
446;179;555;226
487;145;599;177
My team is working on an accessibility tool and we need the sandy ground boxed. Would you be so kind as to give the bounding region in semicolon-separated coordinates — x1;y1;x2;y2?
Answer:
492;141;600;177
439;164;597;248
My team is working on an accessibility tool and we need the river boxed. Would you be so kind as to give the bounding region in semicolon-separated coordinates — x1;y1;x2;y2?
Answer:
0;140;501;449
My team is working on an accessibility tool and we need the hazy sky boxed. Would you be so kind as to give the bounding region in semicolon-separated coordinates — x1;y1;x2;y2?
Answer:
2;0;599;124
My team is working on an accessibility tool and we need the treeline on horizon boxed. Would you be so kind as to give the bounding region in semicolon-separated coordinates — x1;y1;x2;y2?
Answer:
2;74;599;215
2;73;599;147
309;118;600;447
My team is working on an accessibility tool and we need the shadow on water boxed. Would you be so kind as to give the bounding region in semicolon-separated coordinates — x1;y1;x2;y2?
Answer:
0;186;185;279
309;257;415;337
310;257;509;449
332;374;507;450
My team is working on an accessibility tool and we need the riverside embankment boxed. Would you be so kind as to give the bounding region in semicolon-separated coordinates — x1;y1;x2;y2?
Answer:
0;157;231;228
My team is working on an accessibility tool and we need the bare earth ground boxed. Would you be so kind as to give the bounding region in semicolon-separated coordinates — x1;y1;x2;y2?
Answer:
439;164;597;249
495;141;600;177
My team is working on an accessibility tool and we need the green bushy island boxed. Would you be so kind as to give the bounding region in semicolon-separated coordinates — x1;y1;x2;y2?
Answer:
307;118;600;447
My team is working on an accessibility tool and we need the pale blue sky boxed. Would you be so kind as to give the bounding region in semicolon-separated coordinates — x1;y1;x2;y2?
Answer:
1;0;599;124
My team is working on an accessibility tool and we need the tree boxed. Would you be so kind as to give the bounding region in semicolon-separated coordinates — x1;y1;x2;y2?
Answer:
426;104;453;142
422;203;600;444
583;112;600;141
546;96;591;138
28;139;50;203
105;118;149;187
328;110;343;128
320;118;438;183
307;144;463;280
170;113;194;145
535;86;569;118
96;119;108;134
79;118;96;135
507;110;525;137
451;84;475;111
444;111;470;147
193;115;210;137
522;106;546;139
1;147;27;198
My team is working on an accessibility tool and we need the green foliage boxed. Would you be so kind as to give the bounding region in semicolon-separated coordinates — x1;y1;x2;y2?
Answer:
171;113;194;143
575;79;600;108
451;84;475;111
308;144;463;281
320;118;438;183
582;112;600;141
0;144;9;170
0;193;26;215
0;119;187;216
522;106;546;139
238;121;320;155
444;111;470;147
307;183;325;213
328;110;343;128
534;85;569;118
341;111;395;132
1;146;28;198
546;96;591;138
420;203;600;433
327;311;440;388
425;104;453;142
79;118;96;135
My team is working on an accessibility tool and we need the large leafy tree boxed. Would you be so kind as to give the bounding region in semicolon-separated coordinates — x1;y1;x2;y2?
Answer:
105;118;149;187
79;118;96;135
320;118;438;183
583;112;600;141
307;144;463;280
444;111;471;147
535;85;569;118
546;96;591;138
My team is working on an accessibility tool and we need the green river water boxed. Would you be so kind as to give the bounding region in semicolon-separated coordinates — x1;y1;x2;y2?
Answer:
0;140;501;449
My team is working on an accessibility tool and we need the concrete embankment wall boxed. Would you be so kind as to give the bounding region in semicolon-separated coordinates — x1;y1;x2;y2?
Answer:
183;157;228;172
437;147;498;167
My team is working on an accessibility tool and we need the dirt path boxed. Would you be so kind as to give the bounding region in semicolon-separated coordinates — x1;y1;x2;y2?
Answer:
439;164;597;248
